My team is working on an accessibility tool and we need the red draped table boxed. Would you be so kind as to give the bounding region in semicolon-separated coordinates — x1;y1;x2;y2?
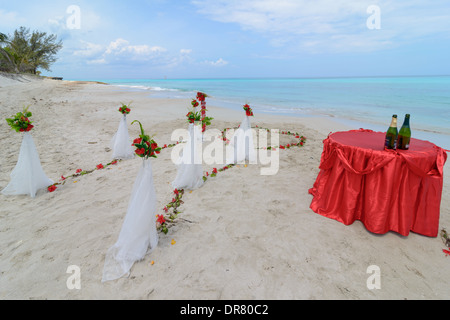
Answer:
309;129;447;237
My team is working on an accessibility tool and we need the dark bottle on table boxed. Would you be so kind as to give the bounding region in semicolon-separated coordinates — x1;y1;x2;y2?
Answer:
385;115;398;150
397;114;411;150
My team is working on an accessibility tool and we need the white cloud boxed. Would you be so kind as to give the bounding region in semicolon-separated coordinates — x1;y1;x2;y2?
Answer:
74;41;104;57
0;9;26;28
104;38;167;60
72;38;169;65
180;49;192;55
87;58;107;65
193;0;364;35
71;38;226;71
104;38;129;55
192;0;450;53
202;58;228;67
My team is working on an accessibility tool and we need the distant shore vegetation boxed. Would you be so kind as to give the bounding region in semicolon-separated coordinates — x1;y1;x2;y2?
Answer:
0;26;62;75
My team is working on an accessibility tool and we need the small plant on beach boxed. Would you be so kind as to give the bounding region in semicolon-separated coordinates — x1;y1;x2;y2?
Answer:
131;120;162;159
119;102;131;115
243;104;254;117
6;106;34;132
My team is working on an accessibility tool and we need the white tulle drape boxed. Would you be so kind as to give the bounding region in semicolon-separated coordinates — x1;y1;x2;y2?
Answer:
1;133;53;198
172;124;204;191
102;159;159;282
226;116;257;164
110;115;134;160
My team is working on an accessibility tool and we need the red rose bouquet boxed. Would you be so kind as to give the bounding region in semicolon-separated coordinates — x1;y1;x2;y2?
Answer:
6;106;34;132
188;93;213;129
197;92;207;102
197;92;208;132
186;110;201;124
191;99;199;108
119;103;131;115
187;96;213;126
131;120;162;159
243;104;254;117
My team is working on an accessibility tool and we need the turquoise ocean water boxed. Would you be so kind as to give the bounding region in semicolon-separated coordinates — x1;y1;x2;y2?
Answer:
90;77;450;149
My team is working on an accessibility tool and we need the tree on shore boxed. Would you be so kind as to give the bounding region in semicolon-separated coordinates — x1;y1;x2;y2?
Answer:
0;27;63;74
0;32;19;73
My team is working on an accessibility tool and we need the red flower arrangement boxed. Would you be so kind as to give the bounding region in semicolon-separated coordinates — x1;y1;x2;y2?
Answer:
196;92;211;132
157;188;185;235
197;92;207;102
187;93;213;127
191;99;199;108
186;110;201;124
131;120;162;159
6;106;34;132
157;214;166;225
243;104;254;117
119;103;131;115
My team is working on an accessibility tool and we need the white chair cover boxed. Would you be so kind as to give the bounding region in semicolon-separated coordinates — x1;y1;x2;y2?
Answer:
102;159;159;282
110;115;134;160
226;116;257;164
1;133;53;198
172;124;204;191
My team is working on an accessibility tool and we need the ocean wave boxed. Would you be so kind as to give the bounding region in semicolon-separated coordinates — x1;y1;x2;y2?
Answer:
113;84;151;91
151;86;179;92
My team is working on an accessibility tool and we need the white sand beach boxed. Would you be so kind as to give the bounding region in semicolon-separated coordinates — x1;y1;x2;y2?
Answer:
0;74;449;300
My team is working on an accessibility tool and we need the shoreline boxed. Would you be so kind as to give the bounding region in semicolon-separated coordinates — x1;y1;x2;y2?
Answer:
103;80;450;151
0;75;449;300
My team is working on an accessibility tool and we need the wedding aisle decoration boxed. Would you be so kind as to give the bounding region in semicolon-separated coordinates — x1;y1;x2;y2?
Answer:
102;120;161;282
47;142;182;193
2;107;53;198
197;92;212;133
172;93;213;191
158;126;307;235
110;103;135;160
0;100;314;280
225;104;257;165
44;120;306;237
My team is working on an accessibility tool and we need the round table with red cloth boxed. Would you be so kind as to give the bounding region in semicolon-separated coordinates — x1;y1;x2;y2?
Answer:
309;129;447;237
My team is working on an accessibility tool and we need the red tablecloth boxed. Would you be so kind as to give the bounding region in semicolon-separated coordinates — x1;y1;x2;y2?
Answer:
309;129;447;237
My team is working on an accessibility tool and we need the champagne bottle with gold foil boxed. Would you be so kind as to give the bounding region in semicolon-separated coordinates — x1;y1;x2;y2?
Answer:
397;114;411;150
385;115;398;150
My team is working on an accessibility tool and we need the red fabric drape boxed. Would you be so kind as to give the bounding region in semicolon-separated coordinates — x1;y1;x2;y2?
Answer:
309;129;447;237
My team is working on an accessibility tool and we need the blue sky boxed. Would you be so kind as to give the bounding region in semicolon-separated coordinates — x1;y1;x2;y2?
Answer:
1;0;449;80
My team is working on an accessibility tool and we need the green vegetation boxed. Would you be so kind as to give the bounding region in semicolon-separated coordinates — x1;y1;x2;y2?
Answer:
0;27;62;75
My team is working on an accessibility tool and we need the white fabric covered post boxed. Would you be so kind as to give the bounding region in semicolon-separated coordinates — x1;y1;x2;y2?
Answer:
110;115;134;160
102;158;159;282
172;124;204;191
1;133;53;198
226;116;257;164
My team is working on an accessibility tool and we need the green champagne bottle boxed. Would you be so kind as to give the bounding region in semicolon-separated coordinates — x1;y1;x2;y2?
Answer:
385;115;398;150
397;114;411;150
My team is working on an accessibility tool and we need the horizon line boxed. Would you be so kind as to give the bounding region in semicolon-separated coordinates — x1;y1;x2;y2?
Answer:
63;74;450;82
